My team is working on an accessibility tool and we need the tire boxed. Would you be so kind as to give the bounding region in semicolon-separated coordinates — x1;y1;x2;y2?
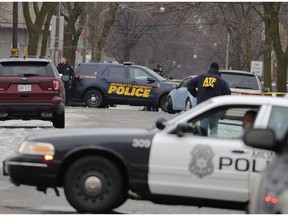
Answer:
167;97;176;114
52;112;65;128
185;98;192;111
84;90;104;108
64;156;126;213
158;94;169;112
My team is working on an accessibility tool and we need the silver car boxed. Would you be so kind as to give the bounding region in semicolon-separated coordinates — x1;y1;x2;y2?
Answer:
220;70;264;95
167;75;197;114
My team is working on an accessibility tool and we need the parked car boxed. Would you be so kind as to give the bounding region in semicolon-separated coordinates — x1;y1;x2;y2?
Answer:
69;62;177;112
5;95;288;213
167;75;197;114
220;70;265;96
0;57;65;128
243;126;288;213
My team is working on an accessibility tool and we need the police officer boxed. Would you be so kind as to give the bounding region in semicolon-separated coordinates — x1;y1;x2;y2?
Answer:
187;62;231;135
153;64;164;77
57;57;75;105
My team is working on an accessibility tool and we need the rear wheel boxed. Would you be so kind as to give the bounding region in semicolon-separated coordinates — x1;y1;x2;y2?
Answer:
52;112;65;128
64;156;126;213
167;97;176;114
84;90;104;108
158;94;169;112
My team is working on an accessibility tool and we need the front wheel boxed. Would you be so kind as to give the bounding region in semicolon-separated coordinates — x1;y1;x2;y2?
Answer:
64;156;126;213
158;94;169;112
84;90;104;108
167;97;176;114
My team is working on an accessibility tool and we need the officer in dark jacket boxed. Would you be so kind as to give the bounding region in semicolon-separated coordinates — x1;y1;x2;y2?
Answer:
187;62;231;136
57;57;75;105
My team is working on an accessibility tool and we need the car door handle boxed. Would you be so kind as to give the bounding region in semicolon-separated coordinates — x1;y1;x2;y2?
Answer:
100;78;107;81
231;150;249;154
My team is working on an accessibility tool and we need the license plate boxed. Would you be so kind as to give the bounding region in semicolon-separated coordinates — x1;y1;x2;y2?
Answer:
18;84;31;92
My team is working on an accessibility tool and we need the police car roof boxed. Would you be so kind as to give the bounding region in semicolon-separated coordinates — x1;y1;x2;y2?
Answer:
0;57;51;63
220;70;253;75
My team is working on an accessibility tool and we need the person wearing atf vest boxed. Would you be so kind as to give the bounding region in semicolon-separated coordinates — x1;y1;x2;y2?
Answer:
187;62;231;136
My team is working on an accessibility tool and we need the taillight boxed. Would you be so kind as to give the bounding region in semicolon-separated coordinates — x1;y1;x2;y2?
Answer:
265;195;278;204
53;80;60;90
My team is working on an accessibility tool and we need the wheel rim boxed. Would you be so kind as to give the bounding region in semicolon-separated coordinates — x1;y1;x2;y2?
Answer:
185;100;191;110
76;169;108;198
89;94;99;105
84;176;102;194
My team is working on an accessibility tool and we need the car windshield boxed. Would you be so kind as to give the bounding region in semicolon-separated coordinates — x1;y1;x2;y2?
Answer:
75;64;99;76
0;61;53;77
221;72;259;90
138;66;167;81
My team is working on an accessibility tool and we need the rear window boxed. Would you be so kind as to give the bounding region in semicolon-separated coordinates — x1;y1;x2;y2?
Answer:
75;65;99;76
0;61;54;77
221;73;260;90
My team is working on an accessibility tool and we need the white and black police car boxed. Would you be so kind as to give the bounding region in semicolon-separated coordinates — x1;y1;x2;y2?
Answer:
69;62;177;112
4;95;288;213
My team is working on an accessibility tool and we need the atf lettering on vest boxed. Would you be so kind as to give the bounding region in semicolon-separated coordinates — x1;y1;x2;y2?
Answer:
203;77;217;88
108;83;151;98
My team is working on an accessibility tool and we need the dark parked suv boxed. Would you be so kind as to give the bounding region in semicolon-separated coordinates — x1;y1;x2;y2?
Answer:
0;57;65;128
69;62;177;112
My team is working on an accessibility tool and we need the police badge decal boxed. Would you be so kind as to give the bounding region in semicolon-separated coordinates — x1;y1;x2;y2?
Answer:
189;144;214;178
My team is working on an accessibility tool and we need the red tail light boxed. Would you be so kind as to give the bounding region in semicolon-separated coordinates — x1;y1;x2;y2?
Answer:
265;195;278;204
53;80;60;90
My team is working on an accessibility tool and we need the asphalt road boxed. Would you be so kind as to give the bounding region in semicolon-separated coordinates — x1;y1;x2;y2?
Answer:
0;105;244;214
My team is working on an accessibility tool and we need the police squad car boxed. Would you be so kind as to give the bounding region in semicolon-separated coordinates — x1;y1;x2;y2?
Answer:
4;95;287;213
69;62;177;112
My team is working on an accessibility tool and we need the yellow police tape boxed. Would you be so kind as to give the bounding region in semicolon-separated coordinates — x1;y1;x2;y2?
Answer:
264;92;286;97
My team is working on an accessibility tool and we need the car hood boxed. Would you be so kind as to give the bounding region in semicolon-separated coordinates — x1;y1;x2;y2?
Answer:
25;128;155;147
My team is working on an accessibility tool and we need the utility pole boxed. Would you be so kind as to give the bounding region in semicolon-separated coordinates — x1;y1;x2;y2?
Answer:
54;2;61;64
225;33;230;70
11;2;19;57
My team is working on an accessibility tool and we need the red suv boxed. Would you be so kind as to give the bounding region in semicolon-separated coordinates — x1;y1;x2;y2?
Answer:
0;57;65;128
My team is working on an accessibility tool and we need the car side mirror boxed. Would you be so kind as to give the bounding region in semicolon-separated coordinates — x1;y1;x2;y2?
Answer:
176;123;207;137
155;118;166;130
147;77;156;83
243;129;276;151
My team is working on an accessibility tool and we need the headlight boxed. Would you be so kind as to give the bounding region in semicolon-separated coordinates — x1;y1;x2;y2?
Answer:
18;141;55;156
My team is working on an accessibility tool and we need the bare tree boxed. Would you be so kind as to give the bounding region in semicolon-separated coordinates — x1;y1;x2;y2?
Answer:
86;2;118;62
22;2;56;56
61;2;86;67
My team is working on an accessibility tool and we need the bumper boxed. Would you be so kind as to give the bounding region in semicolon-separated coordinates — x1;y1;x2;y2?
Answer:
0;102;64;120
3;155;60;187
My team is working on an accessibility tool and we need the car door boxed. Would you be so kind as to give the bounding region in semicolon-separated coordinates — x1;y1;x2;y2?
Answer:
126;67;158;104
149;105;270;202
172;77;193;110
101;65;129;102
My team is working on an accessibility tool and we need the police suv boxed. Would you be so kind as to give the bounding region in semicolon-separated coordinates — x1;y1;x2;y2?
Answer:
4;95;286;213
69;62;177;112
